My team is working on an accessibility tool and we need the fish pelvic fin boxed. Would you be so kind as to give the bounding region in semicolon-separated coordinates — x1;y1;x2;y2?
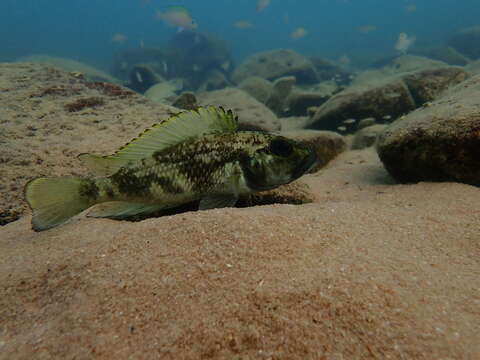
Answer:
25;177;99;231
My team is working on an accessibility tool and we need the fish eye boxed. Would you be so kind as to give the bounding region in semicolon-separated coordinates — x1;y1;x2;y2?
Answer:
269;138;293;157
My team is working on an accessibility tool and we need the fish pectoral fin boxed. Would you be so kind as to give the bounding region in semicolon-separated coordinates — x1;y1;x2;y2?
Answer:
199;194;238;210
87;201;164;219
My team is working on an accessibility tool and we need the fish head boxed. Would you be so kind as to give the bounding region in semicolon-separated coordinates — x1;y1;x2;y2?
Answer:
240;135;318;191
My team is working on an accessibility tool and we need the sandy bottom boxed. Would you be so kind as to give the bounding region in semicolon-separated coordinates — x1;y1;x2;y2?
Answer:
1;148;479;359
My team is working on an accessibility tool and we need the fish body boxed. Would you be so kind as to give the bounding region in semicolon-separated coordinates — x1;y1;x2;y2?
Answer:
25;107;317;231
156;6;197;30
233;20;254;29
256;0;271;12
395;32;415;53
111;33;128;43
290;27;307;40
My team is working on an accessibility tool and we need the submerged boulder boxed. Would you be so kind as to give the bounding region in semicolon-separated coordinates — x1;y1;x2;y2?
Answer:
17;55;121;84
307;78;416;131
237;76;274;104
196;87;280;132
232;49;318;85
281;129;347;172
377;74;480;186
448;26;480;60
308;64;470;132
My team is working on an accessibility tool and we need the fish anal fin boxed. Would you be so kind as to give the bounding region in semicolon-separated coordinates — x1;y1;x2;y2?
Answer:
87;201;164;219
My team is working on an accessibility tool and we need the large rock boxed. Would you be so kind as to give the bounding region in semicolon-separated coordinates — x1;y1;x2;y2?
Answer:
351;124;388;150
196;88;281;132
310;56;352;84
401;67;470;104
237;76;273;104
17;55;121;84
308;66;470;132
377;74;480;185
448;25;480;60
0;63;178;225
265;76;296;115
232;49;318;85
168;31;233;90
412;47;471;66
281;130;347;172
307;78;416;131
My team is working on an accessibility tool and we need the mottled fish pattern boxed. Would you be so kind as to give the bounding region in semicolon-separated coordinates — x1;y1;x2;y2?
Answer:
25;106;317;231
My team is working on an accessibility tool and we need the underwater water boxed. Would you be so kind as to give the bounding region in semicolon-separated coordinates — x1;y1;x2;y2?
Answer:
1;0;479;69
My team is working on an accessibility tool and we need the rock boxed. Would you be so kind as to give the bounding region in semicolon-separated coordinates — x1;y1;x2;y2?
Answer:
357;117;377;130
196;88;280;132
172;92;198;110
464;59;480;75
307;78;416;132
285;90;331;116
237;76;273;104
16;55;122;84
232;49;318;85
351;124;387;150
281;130;347;172
129;63;165;93
448;26;480;60
308;64;470;132
278;116;311;132
197;69;230;92
377;74;480;185
111;47;169;81
0;63;179;225
238;180;315;207
144;80;183;103
412;47;471;66
265;76;296;115
401;67;470;104
310;56;352;84
168;31;233;90
369;55;448;74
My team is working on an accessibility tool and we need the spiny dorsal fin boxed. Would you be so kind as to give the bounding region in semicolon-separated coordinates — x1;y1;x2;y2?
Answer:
79;106;238;177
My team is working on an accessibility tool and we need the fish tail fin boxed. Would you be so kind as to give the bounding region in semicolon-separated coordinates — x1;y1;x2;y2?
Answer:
25;177;98;231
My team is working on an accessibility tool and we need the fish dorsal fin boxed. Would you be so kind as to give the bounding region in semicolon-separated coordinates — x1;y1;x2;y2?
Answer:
78;106;238;177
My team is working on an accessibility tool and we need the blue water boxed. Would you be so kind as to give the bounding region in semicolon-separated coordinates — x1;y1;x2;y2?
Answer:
1;0;479;69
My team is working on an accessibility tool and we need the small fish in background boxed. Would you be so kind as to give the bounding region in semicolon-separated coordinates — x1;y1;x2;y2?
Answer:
24;107;318;231
338;55;351;67
111;33;128;44
289;27;307;40
395;32;416;53
405;4;417;13
233;20;254;29
256;0;271;12
283;12;290;24
156;6;197;31
357;25;377;34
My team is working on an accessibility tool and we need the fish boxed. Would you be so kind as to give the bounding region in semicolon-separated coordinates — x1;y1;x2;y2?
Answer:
25;106;318;231
289;27;307;40
357;25;377;34
394;32;415;53
156;6;197;31
405;4;417;13
111;33;128;43
256;0;271;12
233;20;254;29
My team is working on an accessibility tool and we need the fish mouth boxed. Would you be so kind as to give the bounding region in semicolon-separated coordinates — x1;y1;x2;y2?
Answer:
292;150;318;180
